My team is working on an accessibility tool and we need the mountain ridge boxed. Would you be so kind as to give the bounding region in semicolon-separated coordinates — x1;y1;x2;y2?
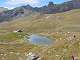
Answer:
0;0;80;22
0;9;80;32
0;7;8;13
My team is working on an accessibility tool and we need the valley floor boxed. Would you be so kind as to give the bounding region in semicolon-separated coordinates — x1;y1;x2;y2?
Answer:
0;32;80;60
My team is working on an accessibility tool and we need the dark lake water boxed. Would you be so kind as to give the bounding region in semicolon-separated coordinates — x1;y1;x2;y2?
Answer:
25;34;54;46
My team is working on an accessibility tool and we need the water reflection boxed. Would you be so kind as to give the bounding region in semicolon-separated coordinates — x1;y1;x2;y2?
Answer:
25;34;54;46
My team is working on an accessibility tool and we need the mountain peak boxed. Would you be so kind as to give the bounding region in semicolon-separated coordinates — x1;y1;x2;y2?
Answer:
0;7;8;13
0;1;80;22
72;0;80;8
48;1;54;7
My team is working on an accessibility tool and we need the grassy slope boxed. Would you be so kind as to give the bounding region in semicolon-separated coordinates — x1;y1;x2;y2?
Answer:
0;9;80;42
0;9;80;60
0;32;80;60
0;9;80;32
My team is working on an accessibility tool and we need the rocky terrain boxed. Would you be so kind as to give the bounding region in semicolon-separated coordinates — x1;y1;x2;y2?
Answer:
0;0;80;22
0;32;80;60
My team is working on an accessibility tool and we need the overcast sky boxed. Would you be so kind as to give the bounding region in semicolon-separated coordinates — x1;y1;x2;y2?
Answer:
0;0;71;9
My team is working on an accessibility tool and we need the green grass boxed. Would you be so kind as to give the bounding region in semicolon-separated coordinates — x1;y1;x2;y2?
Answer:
0;9;80;60
0;32;27;42
0;9;80;32
0;32;80;60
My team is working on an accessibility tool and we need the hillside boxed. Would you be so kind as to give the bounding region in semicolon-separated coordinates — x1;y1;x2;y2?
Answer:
0;1;75;22
0;7;8;13
0;9;80;32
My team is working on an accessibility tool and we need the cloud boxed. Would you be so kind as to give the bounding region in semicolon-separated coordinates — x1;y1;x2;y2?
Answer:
4;0;40;9
6;0;39;5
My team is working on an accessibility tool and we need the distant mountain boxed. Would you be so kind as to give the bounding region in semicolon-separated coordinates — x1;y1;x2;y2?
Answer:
0;9;80;32
0;0;80;22
0;5;37;22
72;0;80;8
0;7;8;13
33;1;73;13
